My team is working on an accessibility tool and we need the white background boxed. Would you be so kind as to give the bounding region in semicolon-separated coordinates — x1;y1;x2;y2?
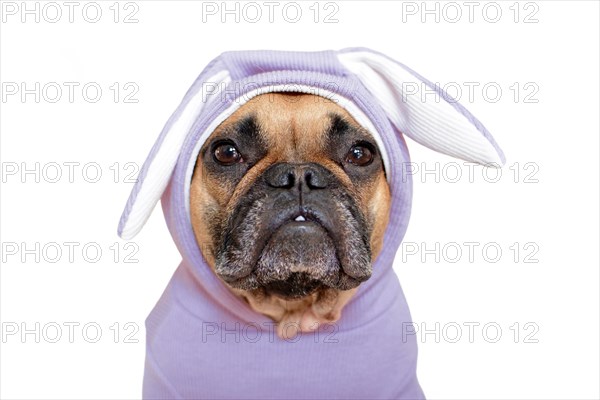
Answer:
1;1;599;399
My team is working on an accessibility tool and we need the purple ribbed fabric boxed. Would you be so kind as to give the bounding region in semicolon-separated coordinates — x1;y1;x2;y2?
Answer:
140;48;438;399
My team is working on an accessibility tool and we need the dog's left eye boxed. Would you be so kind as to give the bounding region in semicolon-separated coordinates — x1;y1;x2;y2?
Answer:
213;142;243;165
345;143;374;167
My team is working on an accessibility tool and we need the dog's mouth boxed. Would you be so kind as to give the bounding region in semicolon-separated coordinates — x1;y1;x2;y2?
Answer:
216;204;371;299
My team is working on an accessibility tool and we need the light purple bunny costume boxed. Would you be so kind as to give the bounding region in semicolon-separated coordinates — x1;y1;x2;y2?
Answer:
118;48;505;399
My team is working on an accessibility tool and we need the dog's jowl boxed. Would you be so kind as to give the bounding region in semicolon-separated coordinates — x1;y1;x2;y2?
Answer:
118;48;504;399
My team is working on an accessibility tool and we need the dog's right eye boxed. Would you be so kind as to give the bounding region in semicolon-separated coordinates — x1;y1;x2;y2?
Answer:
213;142;243;166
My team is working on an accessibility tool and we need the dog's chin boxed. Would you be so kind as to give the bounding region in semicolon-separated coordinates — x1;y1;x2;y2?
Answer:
262;273;324;300
224;220;362;299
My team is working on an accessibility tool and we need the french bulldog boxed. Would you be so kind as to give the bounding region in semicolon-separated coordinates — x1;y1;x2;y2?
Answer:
190;92;391;339
118;48;504;398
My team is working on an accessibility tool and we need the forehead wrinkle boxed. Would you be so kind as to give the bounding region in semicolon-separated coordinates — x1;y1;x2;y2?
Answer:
326;113;352;138
232;113;260;140
223;152;280;214
289;96;332;159
251;94;299;160
325;111;377;144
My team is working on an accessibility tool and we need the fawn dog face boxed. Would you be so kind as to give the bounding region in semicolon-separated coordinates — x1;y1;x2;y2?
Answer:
190;93;391;337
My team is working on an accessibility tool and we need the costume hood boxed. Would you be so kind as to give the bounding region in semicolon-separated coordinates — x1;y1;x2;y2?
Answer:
118;48;504;399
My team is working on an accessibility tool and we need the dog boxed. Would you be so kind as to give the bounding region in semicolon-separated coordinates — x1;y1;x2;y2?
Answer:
190;92;391;339
118;48;504;398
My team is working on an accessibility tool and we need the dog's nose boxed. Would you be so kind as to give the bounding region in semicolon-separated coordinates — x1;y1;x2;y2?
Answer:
264;163;330;190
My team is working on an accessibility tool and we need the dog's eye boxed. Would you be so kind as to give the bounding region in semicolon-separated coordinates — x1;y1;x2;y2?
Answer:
345;143;374;166
213;142;243;165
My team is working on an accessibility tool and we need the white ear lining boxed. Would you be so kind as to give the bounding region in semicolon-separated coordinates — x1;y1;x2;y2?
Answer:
337;51;505;167
118;70;231;240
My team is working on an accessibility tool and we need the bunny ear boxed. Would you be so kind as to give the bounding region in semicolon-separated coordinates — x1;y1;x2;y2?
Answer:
337;49;505;167
118;70;231;240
